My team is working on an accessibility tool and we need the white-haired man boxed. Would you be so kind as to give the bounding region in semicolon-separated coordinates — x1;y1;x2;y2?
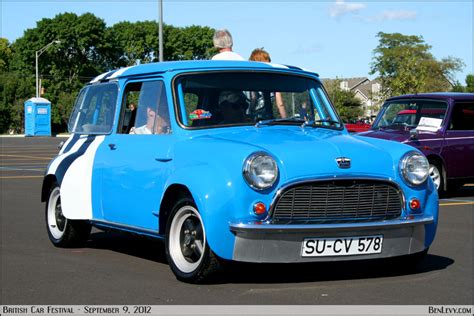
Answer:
211;29;244;61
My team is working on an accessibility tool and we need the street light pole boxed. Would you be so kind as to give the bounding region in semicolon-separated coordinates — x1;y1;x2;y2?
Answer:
35;40;60;98
35;51;39;98
159;0;163;62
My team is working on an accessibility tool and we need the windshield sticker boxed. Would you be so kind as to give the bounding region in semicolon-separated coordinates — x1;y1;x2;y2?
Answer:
189;109;212;120
416;117;442;132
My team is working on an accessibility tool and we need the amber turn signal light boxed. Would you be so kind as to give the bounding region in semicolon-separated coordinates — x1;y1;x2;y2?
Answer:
410;198;421;210
253;202;267;216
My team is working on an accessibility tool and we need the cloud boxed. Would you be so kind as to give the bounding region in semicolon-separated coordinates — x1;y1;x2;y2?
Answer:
368;10;417;22
329;0;367;18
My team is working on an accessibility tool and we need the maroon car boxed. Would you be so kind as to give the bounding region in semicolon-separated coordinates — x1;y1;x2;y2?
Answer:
360;93;474;193
345;121;372;133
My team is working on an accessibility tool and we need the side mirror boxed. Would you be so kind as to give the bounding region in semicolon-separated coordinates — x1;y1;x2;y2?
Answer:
409;129;418;140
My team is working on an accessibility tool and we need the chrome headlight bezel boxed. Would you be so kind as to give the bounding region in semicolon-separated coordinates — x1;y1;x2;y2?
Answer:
399;151;429;186
243;152;279;190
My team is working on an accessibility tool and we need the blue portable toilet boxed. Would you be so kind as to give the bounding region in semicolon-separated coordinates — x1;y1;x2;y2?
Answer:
24;98;52;136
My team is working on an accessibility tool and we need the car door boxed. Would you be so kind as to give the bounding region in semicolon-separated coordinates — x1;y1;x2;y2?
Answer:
442;100;474;179
94;79;174;232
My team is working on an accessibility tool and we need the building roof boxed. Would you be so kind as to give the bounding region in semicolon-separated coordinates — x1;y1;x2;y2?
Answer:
353;79;381;99
321;77;370;90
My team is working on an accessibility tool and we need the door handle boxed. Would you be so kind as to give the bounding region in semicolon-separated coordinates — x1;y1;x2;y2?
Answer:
155;158;172;162
108;143;117;150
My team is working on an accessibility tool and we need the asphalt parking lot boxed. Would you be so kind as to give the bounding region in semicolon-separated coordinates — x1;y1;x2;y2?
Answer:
1;136;473;305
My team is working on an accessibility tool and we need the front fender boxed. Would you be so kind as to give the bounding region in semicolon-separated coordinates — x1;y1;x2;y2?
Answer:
165;162;244;259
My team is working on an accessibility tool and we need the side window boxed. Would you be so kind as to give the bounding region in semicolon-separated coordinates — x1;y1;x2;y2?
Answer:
68;83;118;134
119;80;171;135
449;102;474;130
119;82;141;133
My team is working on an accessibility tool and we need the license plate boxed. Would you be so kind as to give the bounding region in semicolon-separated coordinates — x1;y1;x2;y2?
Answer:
301;235;383;257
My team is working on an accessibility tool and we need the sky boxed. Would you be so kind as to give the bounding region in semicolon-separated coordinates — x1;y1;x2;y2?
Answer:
1;0;473;83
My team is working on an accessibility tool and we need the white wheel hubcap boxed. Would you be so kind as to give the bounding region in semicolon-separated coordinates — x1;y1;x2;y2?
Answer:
169;205;206;273
47;187;67;239
429;164;441;190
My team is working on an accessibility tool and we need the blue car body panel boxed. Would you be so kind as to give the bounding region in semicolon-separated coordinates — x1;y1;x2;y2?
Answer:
43;61;438;263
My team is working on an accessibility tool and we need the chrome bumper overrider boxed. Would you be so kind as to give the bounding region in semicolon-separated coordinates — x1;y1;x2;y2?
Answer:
230;216;434;263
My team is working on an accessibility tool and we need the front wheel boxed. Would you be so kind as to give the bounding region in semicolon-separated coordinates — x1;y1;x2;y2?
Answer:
165;197;220;283
45;183;91;247
429;162;443;194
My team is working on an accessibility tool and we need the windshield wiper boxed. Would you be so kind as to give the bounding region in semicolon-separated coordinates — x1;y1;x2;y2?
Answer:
255;117;305;127
302;119;341;128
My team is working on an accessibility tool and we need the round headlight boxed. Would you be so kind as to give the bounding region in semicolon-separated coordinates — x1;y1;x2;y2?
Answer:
400;152;429;186
243;152;279;190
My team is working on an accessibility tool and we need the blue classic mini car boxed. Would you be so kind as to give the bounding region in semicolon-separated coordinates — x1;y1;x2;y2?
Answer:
42;61;438;283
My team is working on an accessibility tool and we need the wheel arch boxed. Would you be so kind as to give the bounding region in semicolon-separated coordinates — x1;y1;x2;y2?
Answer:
159;184;193;235
41;174;58;202
426;154;446;191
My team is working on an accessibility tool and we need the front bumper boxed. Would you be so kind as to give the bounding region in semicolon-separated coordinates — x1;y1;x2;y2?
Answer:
229;216;434;263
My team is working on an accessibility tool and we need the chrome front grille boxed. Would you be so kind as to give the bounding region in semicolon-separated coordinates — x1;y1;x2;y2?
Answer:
271;180;403;223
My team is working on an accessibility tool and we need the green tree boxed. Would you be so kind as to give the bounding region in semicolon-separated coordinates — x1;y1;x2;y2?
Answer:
2;13;216;133
324;79;363;122
451;80;465;92
107;22;215;65
164;25;215;60
106;21;159;66
466;74;474;93
370;32;464;97
0;38;13;73
8;13;111;130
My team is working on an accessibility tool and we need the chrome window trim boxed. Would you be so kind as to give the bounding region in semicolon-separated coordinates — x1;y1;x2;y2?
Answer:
374;98;449;130
171;70;343;131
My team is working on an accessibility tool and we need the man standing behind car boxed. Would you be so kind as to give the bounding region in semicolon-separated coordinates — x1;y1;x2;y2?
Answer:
211;29;245;61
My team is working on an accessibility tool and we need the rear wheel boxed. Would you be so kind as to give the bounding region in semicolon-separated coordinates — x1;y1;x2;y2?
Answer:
165;197;220;283
45;183;91;247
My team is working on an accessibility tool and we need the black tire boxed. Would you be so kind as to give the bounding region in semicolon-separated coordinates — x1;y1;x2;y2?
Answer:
45;183;91;247
165;197;220;283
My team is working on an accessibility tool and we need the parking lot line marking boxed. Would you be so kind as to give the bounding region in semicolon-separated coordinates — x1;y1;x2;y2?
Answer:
0;157;51;162
0;175;43;179
0;154;52;160
0;162;48;166
440;198;474;203
0;151;56;154
0;167;44;172
439;201;474;206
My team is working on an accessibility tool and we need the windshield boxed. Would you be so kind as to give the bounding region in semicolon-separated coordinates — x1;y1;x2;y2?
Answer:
373;99;448;130
175;72;342;129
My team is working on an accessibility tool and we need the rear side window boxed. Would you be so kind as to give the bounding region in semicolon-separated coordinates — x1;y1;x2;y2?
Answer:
449;101;474;130
68;83;118;134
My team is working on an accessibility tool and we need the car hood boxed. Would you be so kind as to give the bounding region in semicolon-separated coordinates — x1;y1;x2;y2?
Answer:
359;128;409;142
204;126;399;181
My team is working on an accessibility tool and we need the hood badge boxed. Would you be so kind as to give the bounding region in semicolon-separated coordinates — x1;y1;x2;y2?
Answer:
336;157;351;169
